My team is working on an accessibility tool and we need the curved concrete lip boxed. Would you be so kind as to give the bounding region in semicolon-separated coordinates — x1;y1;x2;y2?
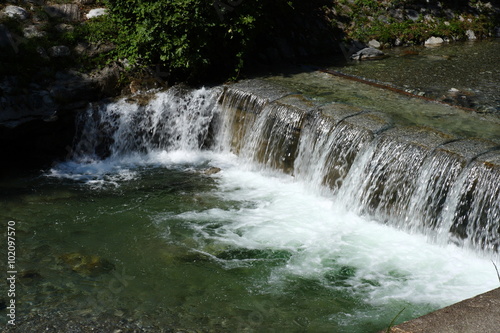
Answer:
382;287;500;333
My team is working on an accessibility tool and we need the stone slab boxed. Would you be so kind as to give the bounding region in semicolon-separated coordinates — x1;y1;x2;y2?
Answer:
341;111;394;136
380;126;455;148
274;94;317;112
383;288;500;333
437;139;500;163
226;79;294;103
319;102;365;125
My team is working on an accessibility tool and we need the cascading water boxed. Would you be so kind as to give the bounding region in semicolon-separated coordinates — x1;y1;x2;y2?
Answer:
7;80;499;332
73;86;219;159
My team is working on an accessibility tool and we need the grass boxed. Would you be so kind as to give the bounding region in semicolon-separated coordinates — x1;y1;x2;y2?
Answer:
385;307;406;333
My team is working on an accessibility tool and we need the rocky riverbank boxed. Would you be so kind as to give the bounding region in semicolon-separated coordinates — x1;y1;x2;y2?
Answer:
0;1;139;170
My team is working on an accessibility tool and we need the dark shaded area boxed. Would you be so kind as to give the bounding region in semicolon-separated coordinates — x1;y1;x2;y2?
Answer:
0;111;76;175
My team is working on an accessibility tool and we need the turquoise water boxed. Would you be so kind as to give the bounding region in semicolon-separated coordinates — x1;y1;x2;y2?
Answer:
2;42;500;330
1;150;498;332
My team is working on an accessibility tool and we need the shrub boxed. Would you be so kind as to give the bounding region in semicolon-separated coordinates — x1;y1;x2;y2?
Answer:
107;0;298;83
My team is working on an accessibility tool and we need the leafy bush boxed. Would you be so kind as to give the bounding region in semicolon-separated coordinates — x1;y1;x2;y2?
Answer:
107;0;299;83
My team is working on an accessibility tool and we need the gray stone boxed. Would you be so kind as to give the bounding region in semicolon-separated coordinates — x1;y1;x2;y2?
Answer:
368;39;381;49
55;24;74;33
73;41;115;57
406;9;419;21
91;63;122;96
437;139;499;163
425;36;444;45
23;25;47;39
48;45;70;57
350;47;385;60
227;79;293;104
44;4;80;21
466;29;477;40
388;8;404;21
2;5;29;20
86;8;108;19
320;103;364;125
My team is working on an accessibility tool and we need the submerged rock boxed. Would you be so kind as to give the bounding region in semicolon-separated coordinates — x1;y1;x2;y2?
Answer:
60;253;115;276
350;47;386;60
202;167;221;175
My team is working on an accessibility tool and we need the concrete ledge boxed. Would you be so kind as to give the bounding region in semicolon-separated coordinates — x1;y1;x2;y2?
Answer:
383;287;500;333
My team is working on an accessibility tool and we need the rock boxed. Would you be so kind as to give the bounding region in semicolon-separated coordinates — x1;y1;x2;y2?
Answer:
350;47;385;60
91;63;122;96
86;8;108;19
368;39;381;48
49;71;96;102
23;25;47;39
77;0;95;4
48;45;70;57
424;14;435;22
425;36;444;45
60;253;115;276
203;167;221;175
55;23;74;33
388;8;404;21
466;29;476;40
406;9;419;21
74;41;115;57
2;5;29;20
44;4;80;21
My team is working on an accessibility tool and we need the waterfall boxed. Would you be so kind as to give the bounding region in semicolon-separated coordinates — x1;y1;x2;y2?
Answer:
68;81;500;254
72;86;220;161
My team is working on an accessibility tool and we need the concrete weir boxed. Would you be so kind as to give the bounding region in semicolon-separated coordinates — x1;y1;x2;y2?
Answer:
382;287;500;333
219;78;500;330
220;80;500;251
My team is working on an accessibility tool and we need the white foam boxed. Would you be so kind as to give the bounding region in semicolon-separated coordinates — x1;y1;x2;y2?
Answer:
177;159;499;308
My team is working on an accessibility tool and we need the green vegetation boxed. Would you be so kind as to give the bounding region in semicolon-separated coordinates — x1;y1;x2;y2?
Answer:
106;0;300;83
385;307;406;333
337;0;498;46
0;6;116;80
1;0;498;85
